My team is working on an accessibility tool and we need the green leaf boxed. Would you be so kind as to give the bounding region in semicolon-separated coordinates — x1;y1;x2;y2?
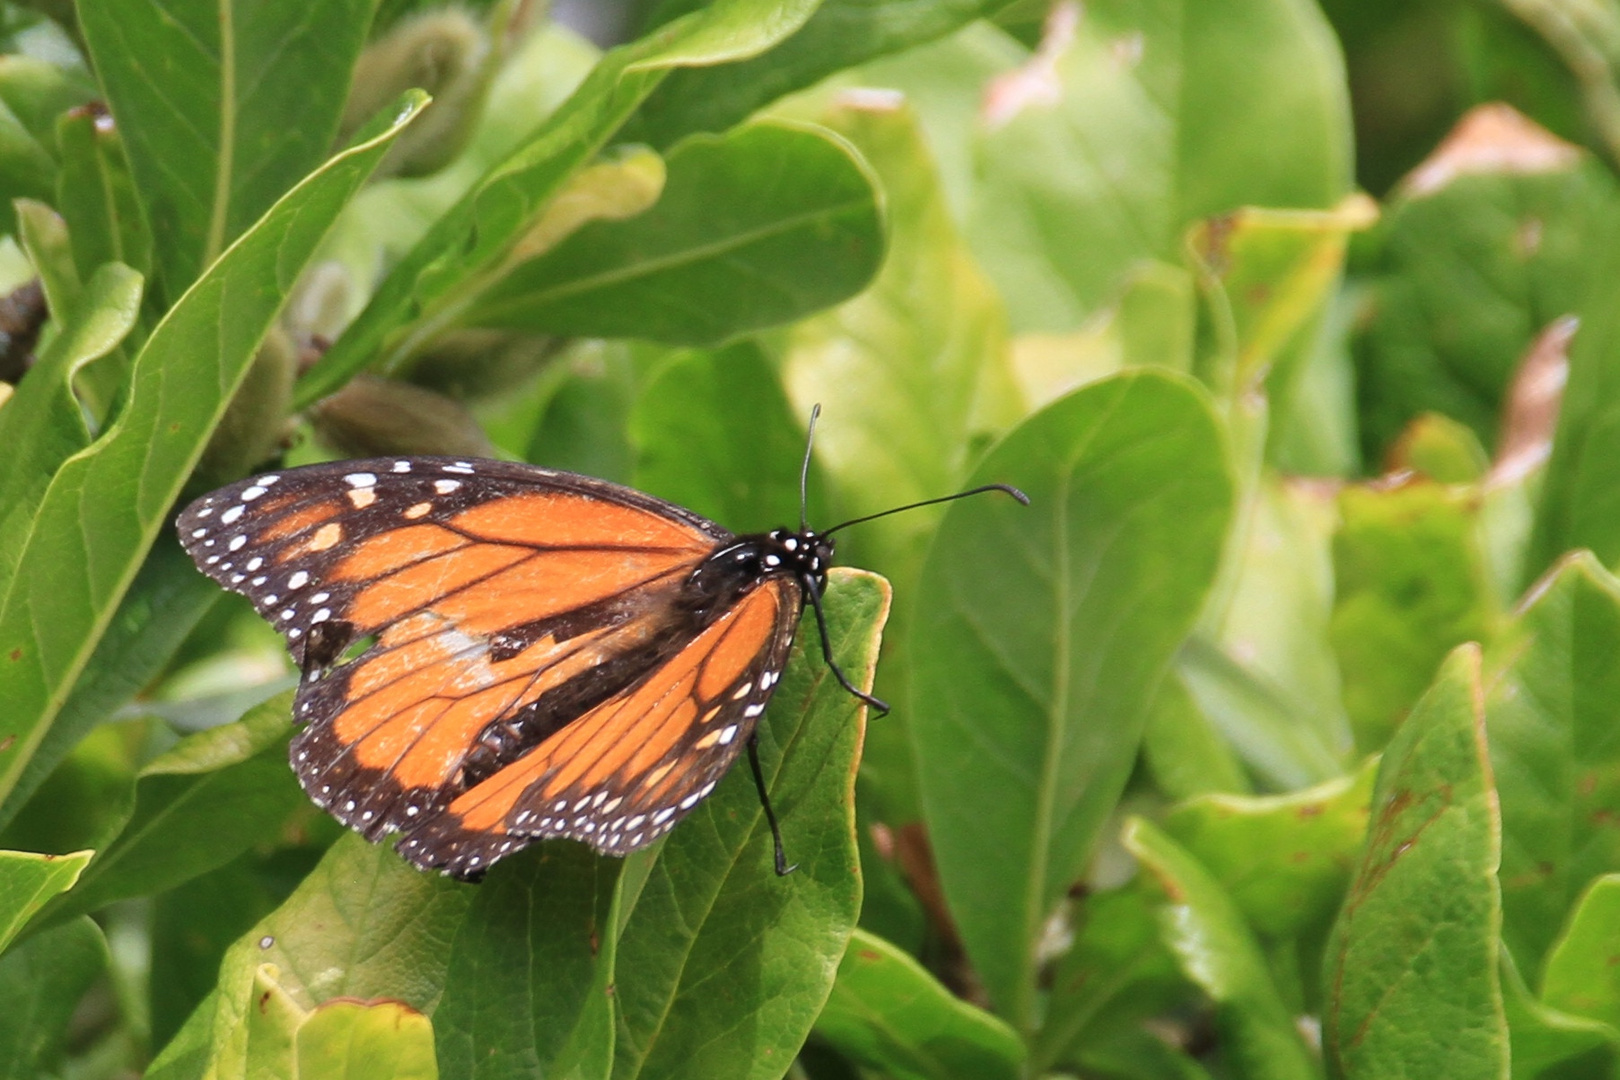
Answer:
0;93;421;814
911;370;1235;1027
297;999;439;1080
295;0;822;409
1330;478;1498;753
0;257;142;596
1140;669;1252;802
1124;819;1320;1080
464;122;883;346
630;341;830;535
1161;758;1376;941
0;93;56;235
1542;874;1620;1028
784;100;1018;820
1486;554;1620;974
0;848;91;954
41;692;303;923
612;569;884;1080
1355;124;1617;460
1188;197;1375;410
1033;885;1195;1075
968;0;1352;332
1530;210;1620;588
813;928;1024;1080
0;541;216;835
55;104;154;281
627;0;1010;149
0;916;108;1079
1500;949;1618;1078
78;0;377;294
434;843;621;1080
168;834;472;1079
1322;645;1508;1080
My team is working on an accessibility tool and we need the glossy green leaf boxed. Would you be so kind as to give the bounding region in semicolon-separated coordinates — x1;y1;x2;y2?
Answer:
42;692;302;923
298;998;439;1080
1161;758;1375;941
612;569;884;1080
0;257;142;596
1125;819;1320;1080
166;834;472;1079
0;94;421;814
435;843;621;1080
1356;131;1617;460
969;0;1352;332
630;341;829;535
295;0;821;408
0;916;108;1080
1322;646;1508;1080
78;0;376;294
1486;554;1620;975
627;0;1009;149
0;848;90;953
464;122;883;346
1330;478;1498;752
814;928;1023;1080
911;370;1235;1028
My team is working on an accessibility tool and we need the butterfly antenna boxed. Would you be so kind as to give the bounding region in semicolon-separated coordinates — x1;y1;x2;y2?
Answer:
748;734;797;876
804;572;889;715
822;483;1029;538
799;404;821;534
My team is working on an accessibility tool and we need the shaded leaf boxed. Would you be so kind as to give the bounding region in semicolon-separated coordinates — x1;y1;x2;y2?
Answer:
42;692;303;923
0;917;108;1080
1484;553;1620;975
1125;819;1319;1080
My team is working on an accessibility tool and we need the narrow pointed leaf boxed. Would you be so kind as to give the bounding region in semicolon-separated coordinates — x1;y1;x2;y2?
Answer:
295;0;822;408
464;122;883;346
0;94;422;812
911;370;1235;1027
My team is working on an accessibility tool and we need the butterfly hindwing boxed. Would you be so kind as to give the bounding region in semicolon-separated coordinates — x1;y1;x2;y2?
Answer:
398;578;803;878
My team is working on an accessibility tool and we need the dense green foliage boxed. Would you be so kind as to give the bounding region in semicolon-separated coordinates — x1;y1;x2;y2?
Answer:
1;0;1620;1077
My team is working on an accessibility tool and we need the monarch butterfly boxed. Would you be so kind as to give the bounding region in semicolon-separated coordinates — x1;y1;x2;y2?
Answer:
177;411;1024;881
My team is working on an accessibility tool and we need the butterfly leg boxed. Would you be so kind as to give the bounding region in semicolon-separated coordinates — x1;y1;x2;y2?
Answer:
803;575;889;715
747;733;797;876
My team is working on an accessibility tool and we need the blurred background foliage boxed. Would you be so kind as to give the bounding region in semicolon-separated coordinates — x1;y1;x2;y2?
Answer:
2;0;1620;1077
